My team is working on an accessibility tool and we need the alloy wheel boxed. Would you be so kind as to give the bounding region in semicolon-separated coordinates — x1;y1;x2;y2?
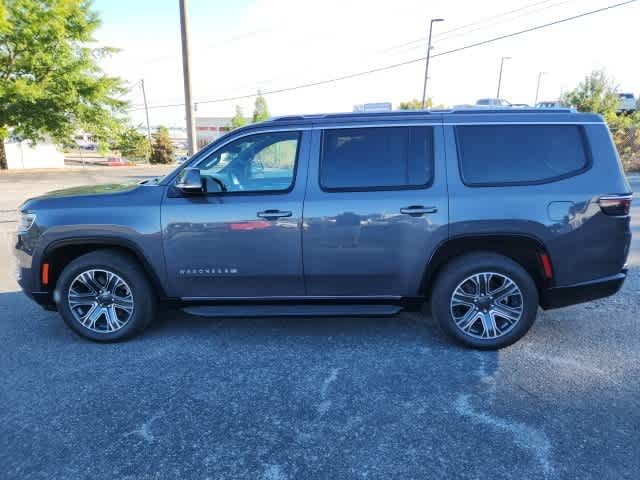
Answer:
449;272;524;339
67;269;134;333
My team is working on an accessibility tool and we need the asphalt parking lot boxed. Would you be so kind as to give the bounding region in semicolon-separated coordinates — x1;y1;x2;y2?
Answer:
0;168;638;479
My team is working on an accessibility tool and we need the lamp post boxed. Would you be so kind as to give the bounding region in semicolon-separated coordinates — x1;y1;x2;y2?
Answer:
496;56;511;100
534;71;547;106
140;79;152;152
421;18;444;109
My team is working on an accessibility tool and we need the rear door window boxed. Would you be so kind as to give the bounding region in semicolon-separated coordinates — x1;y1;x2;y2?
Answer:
456;124;589;185
320;126;434;191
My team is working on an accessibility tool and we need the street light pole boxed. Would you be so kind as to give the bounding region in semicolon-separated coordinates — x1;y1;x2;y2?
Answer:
534;71;547;106
140;79;153;151
179;0;197;155
421;18;444;109
496;56;511;99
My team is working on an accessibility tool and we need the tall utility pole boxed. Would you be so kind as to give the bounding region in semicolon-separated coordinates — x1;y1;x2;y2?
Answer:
496;56;511;99
534;71;547;106
421;17;444;109
179;0;197;155
140;79;153;151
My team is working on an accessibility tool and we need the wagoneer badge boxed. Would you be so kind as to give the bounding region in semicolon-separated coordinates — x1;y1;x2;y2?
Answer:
179;267;238;276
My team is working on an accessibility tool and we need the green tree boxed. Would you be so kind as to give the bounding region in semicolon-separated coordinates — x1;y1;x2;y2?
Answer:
562;70;619;120
229;105;247;130
117;126;150;161
399;98;433;110
252;91;269;123
0;0;127;169
563;70;640;172
149;126;174;164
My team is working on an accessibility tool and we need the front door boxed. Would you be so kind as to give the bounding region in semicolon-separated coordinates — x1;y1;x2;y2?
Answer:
162;129;310;299
302;124;448;297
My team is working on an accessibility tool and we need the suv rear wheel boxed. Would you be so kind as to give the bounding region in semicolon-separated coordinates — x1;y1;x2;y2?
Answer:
430;252;539;349
55;249;156;342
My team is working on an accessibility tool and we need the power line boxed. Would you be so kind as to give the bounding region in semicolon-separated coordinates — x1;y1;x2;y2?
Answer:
433;0;577;43
126;0;568;109
383;0;563;52
430;0;635;57
129;0;637;112
137;25;282;67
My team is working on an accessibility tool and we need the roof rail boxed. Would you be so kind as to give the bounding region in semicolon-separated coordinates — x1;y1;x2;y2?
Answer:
269;108;576;122
270;114;327;122
270;110;436;122
448;107;574;114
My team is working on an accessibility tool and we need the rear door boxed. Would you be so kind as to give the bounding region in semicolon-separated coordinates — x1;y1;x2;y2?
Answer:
302;121;448;297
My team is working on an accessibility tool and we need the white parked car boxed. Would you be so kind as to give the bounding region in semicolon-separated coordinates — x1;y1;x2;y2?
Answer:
536;101;563;108
476;98;511;107
617;93;636;114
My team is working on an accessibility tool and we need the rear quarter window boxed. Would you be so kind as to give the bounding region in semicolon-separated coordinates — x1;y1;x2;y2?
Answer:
456;124;590;186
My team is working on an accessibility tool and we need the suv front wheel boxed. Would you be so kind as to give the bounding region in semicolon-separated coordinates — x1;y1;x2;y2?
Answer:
56;249;156;342
430;252;539;349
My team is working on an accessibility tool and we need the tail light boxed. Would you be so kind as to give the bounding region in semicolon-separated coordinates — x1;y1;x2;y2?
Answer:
598;194;632;216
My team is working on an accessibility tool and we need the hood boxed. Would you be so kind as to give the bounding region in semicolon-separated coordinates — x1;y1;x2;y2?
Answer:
33;182;141;199
20;182;150;213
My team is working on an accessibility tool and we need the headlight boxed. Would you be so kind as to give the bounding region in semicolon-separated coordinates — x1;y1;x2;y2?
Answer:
18;212;36;233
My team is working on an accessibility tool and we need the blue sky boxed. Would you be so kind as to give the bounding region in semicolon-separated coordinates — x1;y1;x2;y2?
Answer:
94;0;252;32
90;0;640;127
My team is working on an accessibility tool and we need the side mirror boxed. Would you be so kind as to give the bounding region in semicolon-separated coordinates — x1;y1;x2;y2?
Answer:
176;168;204;194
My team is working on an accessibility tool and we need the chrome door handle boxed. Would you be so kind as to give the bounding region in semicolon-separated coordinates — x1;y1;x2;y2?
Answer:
257;209;292;220
400;205;438;216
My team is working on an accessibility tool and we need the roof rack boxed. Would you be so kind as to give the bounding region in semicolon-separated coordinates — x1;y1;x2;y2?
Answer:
270;110;437;122
269;108;575;122
447;107;574;114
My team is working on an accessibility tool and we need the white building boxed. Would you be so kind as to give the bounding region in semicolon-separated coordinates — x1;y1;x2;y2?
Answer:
195;117;233;149
3;139;64;169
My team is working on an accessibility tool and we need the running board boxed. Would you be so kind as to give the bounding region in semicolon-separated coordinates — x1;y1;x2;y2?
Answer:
182;304;403;318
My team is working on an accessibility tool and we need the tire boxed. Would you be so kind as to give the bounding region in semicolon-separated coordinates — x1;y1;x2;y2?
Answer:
430;252;539;350
55;249;156;342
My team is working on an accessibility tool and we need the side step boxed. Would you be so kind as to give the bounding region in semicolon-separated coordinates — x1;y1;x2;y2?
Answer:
182;304;403;318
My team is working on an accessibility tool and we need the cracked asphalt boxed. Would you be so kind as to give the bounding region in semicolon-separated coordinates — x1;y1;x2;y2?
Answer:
0;169;638;479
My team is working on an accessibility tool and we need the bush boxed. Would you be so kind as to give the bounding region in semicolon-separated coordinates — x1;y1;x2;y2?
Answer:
118;126;150;162
149;126;174;164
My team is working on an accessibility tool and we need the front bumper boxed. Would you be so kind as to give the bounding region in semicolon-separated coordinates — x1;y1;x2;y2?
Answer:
16;266;57;311
541;270;627;310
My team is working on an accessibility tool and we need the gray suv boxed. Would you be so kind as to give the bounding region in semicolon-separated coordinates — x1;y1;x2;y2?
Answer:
14;109;633;349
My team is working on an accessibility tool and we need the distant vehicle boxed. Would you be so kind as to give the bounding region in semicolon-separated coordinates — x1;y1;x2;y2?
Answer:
106;156;129;167
476;98;511;107
74;134;97;151
617;93;636;114
510;103;531;108
175;155;189;165
536;101;563;108
353;102;392;113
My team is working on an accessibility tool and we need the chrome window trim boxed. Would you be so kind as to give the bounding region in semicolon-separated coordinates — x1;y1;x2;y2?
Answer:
165;121;604;184
441;121;604;126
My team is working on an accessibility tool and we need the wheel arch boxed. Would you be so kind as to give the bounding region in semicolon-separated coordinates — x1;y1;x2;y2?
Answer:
421;234;552;302
40;237;167;299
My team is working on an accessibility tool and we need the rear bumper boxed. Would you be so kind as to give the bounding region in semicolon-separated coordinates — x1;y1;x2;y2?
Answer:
541;270;627;310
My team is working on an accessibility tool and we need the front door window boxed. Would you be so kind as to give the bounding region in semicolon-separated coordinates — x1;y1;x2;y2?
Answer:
196;131;300;193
